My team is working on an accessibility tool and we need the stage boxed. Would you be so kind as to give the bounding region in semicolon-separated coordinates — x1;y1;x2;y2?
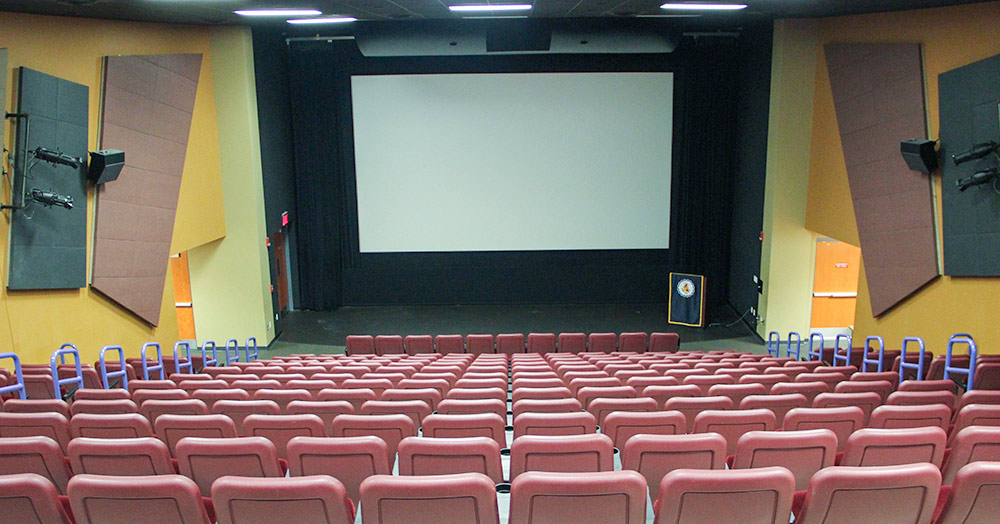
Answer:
265;303;765;356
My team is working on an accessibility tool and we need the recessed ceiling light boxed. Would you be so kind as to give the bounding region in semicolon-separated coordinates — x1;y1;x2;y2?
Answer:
234;9;323;17
660;3;747;10
449;4;533;12
288;16;358;24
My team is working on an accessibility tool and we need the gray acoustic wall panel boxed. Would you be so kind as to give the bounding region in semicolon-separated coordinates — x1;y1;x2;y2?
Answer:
938;53;1000;276
7;67;89;290
91;54;202;325
825;43;939;317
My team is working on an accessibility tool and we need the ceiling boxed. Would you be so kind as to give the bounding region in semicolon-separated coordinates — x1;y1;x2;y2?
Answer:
0;0;993;26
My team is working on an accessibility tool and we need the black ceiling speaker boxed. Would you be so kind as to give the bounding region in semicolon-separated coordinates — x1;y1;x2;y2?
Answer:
87;149;125;184
900;139;938;173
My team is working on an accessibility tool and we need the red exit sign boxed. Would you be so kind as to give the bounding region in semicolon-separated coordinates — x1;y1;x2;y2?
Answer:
835;262;849;268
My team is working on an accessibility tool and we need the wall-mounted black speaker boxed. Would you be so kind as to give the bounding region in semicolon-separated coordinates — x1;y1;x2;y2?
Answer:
900;139;938;173
87;149;125;184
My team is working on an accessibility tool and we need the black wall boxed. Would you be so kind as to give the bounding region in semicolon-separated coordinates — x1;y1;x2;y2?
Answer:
728;21;773;330
253;28;302;316
256;20;771;320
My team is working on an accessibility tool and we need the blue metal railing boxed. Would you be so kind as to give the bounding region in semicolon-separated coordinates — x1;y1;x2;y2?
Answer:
861;336;886;372
832;334;852;366
224;339;240;366
200;341;218;369
98;345;128;390
173;341;194;374
0;352;27;399
244;337;258;362
141;342;164;380
807;333;825;362
767;331;781;357
944;334;977;390
50;344;83;399
899;336;927;382
785;332;802;360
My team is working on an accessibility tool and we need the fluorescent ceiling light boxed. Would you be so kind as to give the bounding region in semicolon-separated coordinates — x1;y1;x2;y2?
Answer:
288;16;358;24
450;4;533;12
660;3;747;10
234;9;323;17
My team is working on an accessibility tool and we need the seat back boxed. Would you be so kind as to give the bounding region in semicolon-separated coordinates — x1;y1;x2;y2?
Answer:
285;400;355;432
654;466;795;524
692;409;777;455
2;399;71;418
210;400;281;434
782;406;866;452
70;399;140;416
643;384;703;409
68;473;211;524
0;436;73;494
0;473;72;524
139;399;208;425
360;400;432;428
316;389;377;412
421;413;507;448
0;412;72;454
70;413;154;439
940;426;1000;484
740;393;810;426
587;397;657;427
621;433;727;500
360;472;500;524
795;464;941;524
588;333;618;353
664;396;735;432
813;392;884;424
950;404;1000;441
886;390;956;410
175;436;283;496
398;436;503;484
329;414;416;464
509;470;646;524
345;335;375;355
936;462;1000;524
512;411;596;438
841;427;947;467
153;414;238;456
375;335;405;355
834;379;894;402
601;411;685;449
509;433;614;479
242;414;326;459
404;335;435;355
511;398;582;419
868;404;951;431
286;435;390;504
732;429;838;491
68;437;174;476
212;475;354;524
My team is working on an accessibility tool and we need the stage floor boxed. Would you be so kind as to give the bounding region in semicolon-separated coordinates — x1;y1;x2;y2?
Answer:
266;303;764;356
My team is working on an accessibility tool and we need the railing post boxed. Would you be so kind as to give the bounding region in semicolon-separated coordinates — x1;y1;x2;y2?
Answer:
172;341;194;374
944;334;977;390
244;337;258;362
899;336;927;383
861;336;885;372
767;331;781;357
807;333;825;362
832;334;852;366
0;352;27;399
98;345;128;390
50;344;83;398
141;342;164;380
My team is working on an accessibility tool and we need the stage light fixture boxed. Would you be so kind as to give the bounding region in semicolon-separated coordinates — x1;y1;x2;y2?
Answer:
288;16;357;24
234;9;322;17
956;166;1000;192
660;3;747;10
449;4;533;12
952;141;998;165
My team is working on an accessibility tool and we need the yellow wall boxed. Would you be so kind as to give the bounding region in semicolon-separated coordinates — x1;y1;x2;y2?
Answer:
758;19;820;340
802;2;1000;353
0;12;227;365
187;27;275;347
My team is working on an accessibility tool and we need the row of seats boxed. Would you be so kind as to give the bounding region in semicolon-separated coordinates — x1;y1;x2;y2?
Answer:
4;460;999;523
345;332;681;355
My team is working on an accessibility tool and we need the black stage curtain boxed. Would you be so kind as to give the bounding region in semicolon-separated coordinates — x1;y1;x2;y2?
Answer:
286;38;741;314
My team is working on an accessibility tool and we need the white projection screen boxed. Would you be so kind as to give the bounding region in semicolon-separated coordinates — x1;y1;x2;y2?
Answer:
351;72;673;253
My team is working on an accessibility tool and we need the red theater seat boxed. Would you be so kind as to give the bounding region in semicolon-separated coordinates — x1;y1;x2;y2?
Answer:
286;435;390;504
732;429;838;491
68;437;174;476
602;411;685;449
241;414;326;460
794;464;940;524
212;475;355;524
421;413;507;448
509;470;647;524
0;473;73;524
512;411;596;438
0;436;72;494
2;399;71;418
654;467;795;524
868;404;951;431
398;436;503;483
70;413;154;439
936;462;1000;524
374;335;405;355
345;335;375;355
329;414;416;464
154;414;238;456
621;433;727;500
840;427;947;468
175;437;284;497
68;473;211;524
940;426;1000;485
509;433;614;479
360;473;500;524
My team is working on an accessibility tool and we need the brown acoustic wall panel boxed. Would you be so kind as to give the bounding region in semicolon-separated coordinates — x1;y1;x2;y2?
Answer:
824;43;938;317
92;54;202;325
